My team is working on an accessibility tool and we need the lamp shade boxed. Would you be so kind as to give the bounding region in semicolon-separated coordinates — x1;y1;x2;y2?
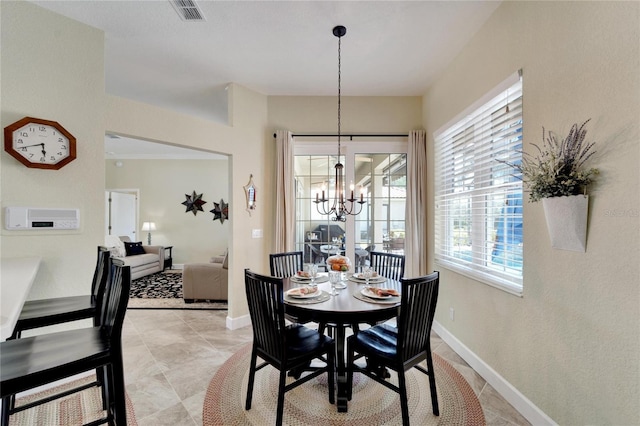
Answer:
141;222;157;231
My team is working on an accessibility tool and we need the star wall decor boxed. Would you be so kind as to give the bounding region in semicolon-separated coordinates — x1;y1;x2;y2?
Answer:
182;191;207;216
210;199;229;224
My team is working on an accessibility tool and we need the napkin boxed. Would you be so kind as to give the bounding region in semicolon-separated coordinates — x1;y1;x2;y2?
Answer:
288;286;319;297
370;288;399;297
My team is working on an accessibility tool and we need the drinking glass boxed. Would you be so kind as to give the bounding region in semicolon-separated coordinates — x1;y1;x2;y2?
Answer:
362;265;373;286
307;263;318;287
335;272;347;289
328;271;340;296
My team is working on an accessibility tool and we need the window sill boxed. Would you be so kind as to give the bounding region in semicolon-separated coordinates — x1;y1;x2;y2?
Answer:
435;259;523;297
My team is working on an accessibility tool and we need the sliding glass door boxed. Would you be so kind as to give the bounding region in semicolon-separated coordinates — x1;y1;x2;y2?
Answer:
294;139;407;270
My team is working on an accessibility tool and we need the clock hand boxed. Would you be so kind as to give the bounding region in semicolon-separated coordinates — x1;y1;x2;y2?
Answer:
20;143;46;149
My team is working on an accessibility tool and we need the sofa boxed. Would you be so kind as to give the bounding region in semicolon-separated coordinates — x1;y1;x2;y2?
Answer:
105;235;164;280
182;252;228;302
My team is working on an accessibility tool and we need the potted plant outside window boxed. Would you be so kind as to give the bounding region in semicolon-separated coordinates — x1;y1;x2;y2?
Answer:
502;119;599;252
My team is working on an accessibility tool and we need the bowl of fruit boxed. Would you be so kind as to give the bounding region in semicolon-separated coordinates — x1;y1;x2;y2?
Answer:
326;254;351;272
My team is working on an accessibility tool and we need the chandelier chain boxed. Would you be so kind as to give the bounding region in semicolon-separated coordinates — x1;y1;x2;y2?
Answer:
337;33;342;157
313;25;365;222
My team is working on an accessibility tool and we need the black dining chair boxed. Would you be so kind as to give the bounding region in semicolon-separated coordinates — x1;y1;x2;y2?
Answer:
369;251;405;281
1;260;132;426
10;246;111;339
269;251;303;278
270;251;314;327
244;269;335;426
346;271;440;426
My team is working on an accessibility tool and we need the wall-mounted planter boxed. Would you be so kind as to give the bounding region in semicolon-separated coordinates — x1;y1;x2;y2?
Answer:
542;194;589;252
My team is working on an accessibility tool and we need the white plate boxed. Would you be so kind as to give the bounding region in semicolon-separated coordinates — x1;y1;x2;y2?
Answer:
291;275;311;282
351;274;386;283
291;275;328;284
286;287;321;299
360;287;399;300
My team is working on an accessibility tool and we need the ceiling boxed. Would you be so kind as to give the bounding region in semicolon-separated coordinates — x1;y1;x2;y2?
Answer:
31;0;501;158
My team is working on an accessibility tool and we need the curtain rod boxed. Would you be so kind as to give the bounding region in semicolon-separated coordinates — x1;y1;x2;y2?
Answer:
273;133;408;139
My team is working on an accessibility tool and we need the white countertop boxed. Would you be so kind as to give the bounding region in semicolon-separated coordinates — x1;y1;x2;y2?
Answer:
1;256;42;340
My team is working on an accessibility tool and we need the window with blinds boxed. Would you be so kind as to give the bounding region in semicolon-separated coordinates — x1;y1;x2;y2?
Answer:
434;71;523;295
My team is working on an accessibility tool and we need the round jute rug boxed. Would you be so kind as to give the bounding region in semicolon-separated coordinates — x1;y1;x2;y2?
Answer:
10;376;137;426
203;343;485;425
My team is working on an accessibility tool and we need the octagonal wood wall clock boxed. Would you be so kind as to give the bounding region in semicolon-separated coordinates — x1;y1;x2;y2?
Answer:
4;116;76;170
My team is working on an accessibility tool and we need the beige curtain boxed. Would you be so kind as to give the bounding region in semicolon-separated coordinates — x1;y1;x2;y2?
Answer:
405;130;428;276
274;130;295;253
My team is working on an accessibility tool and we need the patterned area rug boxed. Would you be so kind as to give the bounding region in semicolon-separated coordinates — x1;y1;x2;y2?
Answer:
128;271;228;310
9;376;137;426
203;343;486;425
130;270;183;298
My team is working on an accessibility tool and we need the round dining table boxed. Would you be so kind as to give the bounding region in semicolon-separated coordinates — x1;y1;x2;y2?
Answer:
283;275;401;412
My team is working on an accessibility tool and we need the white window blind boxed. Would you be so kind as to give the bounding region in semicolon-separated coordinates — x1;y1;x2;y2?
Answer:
434;71;523;295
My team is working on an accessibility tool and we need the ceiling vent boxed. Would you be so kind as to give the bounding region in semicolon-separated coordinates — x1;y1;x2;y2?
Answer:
170;0;206;21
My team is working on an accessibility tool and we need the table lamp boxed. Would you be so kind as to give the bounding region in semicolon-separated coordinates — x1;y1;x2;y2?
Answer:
141;221;157;245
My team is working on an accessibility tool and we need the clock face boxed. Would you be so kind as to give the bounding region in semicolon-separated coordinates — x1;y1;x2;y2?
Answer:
4;117;76;169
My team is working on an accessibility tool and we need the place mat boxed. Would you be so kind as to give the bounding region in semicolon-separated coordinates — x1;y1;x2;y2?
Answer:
353;290;400;305
285;291;330;304
291;275;329;284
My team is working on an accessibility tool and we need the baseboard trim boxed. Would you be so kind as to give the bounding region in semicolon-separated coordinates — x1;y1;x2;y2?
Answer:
227;313;251;330
432;321;557;426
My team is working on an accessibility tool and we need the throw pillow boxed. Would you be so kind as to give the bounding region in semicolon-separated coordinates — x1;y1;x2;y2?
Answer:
124;241;146;256
105;235;126;257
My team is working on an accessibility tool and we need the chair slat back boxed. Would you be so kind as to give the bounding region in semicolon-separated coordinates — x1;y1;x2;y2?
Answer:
269;251;303;278
245;269;286;361
397;272;439;363
370;252;405;281
92;246;112;299
100;259;131;345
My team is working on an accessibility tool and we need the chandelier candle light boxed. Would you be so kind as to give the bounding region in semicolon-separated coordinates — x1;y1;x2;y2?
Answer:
314;25;366;222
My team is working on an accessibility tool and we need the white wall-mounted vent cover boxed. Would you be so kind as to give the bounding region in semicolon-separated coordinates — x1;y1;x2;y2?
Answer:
5;207;80;230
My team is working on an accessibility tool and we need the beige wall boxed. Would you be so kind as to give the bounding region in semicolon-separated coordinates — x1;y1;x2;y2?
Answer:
1;1;105;301
423;2;639;424
4;1;639;423
268;96;422;134
105;86;269;319
105;159;229;264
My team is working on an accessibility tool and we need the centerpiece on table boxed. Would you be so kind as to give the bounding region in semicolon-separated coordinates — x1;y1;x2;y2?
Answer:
326;254;351;272
501;119;599;251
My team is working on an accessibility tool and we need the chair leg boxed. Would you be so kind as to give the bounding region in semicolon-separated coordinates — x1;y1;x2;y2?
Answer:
275;369;287;426
1;395;11;426
245;348;258;410
327;348;335;404
98;365;109;410
110;357;128;426
346;341;354;401
425;354;440;416
398;370;410;426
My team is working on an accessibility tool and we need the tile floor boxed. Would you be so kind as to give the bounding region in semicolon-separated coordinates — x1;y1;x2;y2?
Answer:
122;309;530;425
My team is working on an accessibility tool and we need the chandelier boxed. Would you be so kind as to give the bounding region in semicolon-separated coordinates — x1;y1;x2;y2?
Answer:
314;25;365;222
